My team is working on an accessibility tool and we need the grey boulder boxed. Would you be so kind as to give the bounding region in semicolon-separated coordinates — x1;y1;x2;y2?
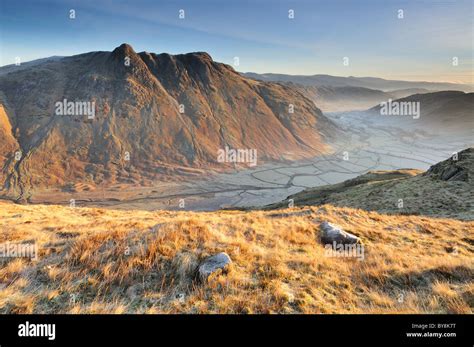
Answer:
198;252;232;282
320;221;361;246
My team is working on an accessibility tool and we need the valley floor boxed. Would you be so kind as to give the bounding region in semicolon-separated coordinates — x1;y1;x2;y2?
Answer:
0;201;472;314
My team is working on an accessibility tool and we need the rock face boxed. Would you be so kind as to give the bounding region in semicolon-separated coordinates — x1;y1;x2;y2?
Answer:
0;102;19;172
0;43;339;198
198;252;232;282
425;148;473;182
319;221;361;246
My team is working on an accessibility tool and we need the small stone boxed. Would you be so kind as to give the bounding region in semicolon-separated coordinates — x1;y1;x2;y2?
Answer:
175;293;186;303
198;252;232;282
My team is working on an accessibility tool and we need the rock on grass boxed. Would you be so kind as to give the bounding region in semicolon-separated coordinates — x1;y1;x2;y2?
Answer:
319;221;361;246
198;252;232;282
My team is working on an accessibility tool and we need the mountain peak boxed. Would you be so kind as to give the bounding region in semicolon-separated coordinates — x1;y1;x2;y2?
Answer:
190;51;213;61
112;43;136;56
0;45;337;193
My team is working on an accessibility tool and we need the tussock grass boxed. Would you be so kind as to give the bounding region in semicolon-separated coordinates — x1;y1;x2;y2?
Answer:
0;201;472;313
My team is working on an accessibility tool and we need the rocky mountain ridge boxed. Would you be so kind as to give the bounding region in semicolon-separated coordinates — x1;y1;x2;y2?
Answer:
0;44;339;200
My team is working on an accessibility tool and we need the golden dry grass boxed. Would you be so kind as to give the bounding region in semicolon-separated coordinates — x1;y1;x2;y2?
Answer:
0;201;472;314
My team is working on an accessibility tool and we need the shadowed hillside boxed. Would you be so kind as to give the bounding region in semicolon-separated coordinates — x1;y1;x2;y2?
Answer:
366;91;474;133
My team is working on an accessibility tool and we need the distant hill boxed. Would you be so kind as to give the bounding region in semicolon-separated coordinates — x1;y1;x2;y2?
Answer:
0;102;19;170
265;148;474;220
242;72;469;112
242;72;473;92
367;91;474;133
292;85;433;112
388;88;433;99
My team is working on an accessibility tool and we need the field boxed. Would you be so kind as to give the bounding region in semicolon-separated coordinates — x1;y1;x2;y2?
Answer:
0;201;472;314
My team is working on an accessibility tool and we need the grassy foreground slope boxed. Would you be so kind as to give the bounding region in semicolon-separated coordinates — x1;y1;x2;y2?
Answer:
0;201;472;314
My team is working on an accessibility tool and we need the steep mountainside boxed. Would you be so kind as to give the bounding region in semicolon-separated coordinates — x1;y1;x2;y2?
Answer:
0;44;338;200
0;101;19;170
265;148;474;220
367;91;474;132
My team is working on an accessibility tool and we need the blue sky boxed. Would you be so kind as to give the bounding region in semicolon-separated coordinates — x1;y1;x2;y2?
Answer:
0;0;472;83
